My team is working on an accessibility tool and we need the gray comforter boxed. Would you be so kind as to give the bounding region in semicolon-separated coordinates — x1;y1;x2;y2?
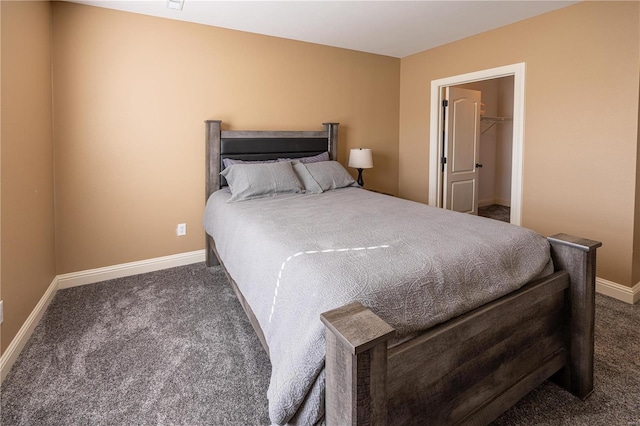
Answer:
203;187;553;425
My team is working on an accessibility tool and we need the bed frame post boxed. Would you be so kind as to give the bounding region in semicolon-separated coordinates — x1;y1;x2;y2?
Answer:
548;233;602;400
205;120;222;267
320;302;395;426
323;122;339;161
205;120;222;197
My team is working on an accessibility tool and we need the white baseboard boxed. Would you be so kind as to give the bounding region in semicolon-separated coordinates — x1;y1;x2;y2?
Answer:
0;275;59;383
57;249;206;289
596;277;640;305
0;249;206;384
495;197;511;207
478;198;496;208
479;198;512;208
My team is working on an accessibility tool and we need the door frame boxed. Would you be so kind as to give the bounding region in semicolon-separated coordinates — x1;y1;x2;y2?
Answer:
429;62;525;225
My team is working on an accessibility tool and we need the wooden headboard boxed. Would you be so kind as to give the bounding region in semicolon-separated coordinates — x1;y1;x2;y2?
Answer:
204;120;339;201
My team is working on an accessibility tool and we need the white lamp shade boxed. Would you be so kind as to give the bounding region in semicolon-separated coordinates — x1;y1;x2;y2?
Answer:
348;148;373;169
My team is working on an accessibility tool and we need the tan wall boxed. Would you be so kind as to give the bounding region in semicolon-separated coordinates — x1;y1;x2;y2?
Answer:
1;0;3;354
1;1;56;354
52;2;400;274
634;78;640;285
399;1;640;286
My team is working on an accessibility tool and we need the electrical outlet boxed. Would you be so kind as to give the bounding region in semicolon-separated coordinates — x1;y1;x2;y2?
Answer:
176;223;187;236
0;300;3;325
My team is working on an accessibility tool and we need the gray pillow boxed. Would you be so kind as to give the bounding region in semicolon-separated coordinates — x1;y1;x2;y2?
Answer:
278;152;330;164
222;157;280;168
292;162;324;194
303;161;357;191
220;162;304;202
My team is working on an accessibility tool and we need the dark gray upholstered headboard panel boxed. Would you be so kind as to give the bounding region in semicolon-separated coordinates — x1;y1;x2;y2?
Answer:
219;137;329;187
205;121;339;201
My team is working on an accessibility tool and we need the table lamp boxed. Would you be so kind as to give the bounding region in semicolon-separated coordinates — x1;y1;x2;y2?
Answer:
348;148;373;187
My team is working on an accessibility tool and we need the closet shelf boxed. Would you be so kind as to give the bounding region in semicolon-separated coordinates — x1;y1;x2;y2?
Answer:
481;116;512;122
480;116;512;134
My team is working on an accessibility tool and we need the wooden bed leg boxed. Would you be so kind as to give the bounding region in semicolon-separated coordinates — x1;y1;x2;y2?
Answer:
320;302;395;426
548;233;602;400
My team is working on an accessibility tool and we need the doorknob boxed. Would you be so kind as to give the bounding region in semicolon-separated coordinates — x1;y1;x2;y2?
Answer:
475;163;483;168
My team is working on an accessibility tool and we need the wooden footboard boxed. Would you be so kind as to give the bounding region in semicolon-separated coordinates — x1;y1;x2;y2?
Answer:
320;233;601;425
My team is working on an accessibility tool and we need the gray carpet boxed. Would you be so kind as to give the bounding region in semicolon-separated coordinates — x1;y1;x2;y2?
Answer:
1;263;639;425
1;265;271;425
479;204;511;223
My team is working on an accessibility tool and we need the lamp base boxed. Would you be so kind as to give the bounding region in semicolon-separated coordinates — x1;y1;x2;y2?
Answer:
356;168;364;187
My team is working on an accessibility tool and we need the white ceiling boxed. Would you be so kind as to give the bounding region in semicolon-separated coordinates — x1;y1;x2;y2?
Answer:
67;1;578;58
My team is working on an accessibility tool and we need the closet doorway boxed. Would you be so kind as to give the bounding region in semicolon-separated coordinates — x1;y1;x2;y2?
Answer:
456;76;514;222
429;63;525;225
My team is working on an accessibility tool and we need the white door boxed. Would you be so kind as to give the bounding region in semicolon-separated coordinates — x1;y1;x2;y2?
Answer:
442;87;481;214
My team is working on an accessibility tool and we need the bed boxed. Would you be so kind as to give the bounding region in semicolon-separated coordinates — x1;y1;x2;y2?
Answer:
203;120;601;425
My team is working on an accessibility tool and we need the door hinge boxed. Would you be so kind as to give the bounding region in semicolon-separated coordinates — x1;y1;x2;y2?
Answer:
441;156;447;172
442;100;449;107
